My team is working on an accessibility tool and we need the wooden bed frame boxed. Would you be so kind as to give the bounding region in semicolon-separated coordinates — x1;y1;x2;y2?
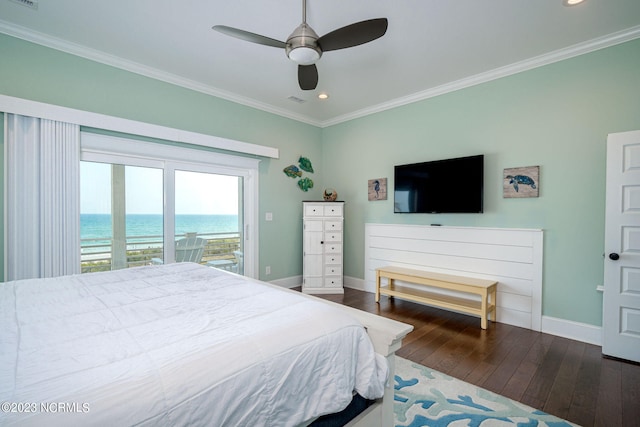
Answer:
289;288;413;426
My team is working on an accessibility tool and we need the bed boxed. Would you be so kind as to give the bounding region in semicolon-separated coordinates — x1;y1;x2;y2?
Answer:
0;263;412;426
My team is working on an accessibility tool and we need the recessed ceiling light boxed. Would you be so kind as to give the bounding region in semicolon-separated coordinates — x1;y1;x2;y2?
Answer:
563;0;585;6
318;93;329;100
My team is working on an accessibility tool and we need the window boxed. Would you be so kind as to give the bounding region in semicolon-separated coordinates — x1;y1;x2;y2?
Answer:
80;132;259;277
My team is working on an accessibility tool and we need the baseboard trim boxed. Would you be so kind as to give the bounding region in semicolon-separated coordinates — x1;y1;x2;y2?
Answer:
345;275;368;292
267;275;302;289
541;315;602;346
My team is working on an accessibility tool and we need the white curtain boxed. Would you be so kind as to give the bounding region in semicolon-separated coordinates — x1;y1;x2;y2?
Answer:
5;114;81;280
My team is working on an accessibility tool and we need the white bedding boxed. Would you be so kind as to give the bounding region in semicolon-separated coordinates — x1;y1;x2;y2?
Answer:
0;263;387;426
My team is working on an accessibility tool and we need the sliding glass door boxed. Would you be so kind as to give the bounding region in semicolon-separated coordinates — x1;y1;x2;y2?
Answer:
80;132;259;277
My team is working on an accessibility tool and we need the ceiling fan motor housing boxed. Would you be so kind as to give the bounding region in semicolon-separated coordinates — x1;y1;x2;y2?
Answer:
286;23;322;65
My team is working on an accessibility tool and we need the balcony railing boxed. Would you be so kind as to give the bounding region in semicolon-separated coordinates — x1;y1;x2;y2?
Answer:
81;231;241;273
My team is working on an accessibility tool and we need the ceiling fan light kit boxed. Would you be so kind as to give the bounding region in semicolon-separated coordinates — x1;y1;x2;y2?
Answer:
286;23;322;65
288;47;320;65
213;0;388;91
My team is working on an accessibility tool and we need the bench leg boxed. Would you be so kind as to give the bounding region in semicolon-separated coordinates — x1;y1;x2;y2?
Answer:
489;286;497;322
481;289;488;329
375;271;381;303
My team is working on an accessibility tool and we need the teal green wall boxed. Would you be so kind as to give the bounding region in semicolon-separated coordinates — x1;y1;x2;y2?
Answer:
2;31;639;327
321;39;640;326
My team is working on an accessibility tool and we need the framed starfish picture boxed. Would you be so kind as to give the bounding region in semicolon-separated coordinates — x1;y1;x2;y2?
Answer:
504;166;539;198
368;178;387;201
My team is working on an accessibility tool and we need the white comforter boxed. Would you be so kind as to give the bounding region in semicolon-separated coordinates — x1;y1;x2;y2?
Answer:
0;263;387;426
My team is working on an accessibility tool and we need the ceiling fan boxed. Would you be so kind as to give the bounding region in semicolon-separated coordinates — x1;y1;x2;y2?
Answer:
212;0;388;91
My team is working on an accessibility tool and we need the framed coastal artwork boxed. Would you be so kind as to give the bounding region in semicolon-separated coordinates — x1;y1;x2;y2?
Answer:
503;166;539;198
368;178;387;201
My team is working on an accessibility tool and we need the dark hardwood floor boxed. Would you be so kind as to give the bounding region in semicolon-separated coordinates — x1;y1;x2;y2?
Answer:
306;287;640;427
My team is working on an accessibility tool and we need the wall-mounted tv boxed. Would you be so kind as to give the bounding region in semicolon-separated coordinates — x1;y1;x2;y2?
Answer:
394;154;484;214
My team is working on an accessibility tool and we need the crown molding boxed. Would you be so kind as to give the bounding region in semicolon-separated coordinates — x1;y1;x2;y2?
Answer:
320;25;640;127
1;19;638;129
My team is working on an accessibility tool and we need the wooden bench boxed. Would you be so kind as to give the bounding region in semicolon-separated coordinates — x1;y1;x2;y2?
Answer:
375;266;498;329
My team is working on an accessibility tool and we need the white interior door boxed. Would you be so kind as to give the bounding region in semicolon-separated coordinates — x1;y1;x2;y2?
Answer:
603;129;640;363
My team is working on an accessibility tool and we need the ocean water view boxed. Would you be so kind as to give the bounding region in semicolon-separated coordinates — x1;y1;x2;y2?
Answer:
81;214;240;240
80;214;241;269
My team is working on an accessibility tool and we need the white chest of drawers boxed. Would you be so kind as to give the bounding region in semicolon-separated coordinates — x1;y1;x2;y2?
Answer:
302;202;344;294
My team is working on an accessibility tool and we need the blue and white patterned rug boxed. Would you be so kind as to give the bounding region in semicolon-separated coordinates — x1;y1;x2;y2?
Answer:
394;357;578;427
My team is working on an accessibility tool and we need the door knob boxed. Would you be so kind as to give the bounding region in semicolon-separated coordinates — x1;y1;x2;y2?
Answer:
609;253;620;260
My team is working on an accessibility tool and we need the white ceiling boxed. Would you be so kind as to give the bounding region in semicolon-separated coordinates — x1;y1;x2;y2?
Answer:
1;0;639;127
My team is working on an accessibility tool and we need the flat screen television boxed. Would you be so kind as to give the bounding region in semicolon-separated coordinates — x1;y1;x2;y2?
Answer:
394;154;484;213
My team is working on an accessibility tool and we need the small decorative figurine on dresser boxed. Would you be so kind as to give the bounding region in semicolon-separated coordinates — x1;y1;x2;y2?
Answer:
323;188;337;201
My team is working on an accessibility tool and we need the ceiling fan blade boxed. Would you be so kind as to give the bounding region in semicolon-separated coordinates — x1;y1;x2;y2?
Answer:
317;18;388;52
298;64;318;90
212;25;286;49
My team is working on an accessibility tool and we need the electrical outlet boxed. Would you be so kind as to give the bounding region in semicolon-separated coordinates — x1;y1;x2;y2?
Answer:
265;266;271;275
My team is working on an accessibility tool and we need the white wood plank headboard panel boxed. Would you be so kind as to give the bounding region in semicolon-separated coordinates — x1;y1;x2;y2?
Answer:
364;223;543;331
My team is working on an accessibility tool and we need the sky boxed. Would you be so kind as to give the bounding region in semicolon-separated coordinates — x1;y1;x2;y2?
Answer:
80;162;240;215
